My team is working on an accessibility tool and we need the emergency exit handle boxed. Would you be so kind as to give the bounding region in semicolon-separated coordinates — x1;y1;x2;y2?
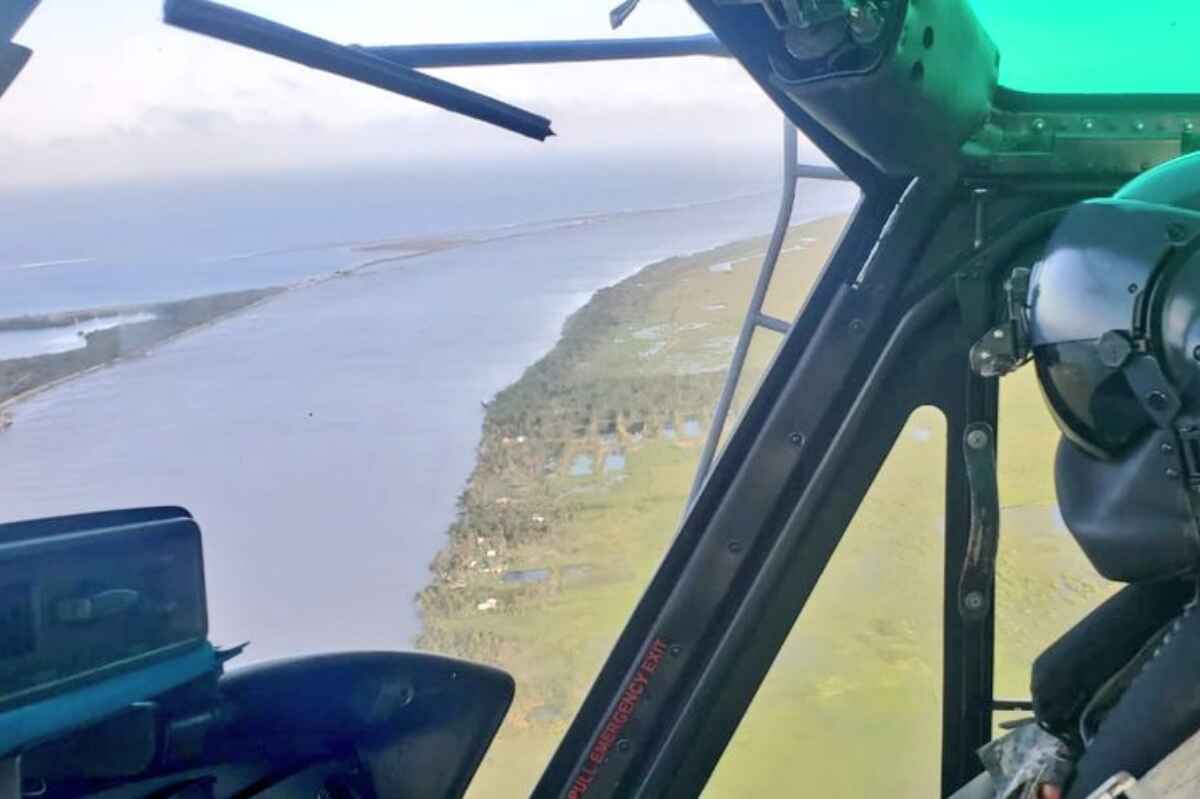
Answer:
959;422;999;622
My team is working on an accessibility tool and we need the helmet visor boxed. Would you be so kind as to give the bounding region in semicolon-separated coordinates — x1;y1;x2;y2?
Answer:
1034;341;1154;459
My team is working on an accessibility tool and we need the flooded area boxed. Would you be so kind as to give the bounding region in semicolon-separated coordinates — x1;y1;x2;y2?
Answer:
603;452;627;472
502;568;552;585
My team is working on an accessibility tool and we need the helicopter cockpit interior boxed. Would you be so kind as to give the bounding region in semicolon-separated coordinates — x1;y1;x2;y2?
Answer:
3;1;1200;798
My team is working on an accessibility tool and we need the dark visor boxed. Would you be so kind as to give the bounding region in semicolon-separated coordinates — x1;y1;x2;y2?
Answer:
1034;341;1155;459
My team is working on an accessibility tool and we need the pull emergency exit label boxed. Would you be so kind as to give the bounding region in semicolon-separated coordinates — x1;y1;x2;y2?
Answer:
568;637;669;798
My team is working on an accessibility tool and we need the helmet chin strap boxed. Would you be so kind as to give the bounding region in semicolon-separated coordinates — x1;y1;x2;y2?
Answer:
1118;348;1200;547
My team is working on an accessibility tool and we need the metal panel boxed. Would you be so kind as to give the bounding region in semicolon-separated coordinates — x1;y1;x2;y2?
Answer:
683;0;889;188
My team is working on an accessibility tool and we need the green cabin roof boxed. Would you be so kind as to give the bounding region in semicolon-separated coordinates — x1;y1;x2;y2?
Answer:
969;1;1194;95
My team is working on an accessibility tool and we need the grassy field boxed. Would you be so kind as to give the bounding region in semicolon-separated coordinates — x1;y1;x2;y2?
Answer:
416;215;1114;796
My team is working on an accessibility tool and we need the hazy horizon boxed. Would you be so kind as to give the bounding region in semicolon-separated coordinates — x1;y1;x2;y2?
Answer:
0;1;826;190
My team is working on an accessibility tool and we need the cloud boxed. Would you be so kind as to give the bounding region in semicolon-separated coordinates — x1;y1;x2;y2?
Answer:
0;0;842;191
273;75;304;92
0;66;836;191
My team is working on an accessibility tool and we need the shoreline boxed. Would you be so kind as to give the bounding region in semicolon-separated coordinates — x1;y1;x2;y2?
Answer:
0;287;284;413
418;213;852;622
0;201;833;407
0;189;809;424
414;214;857;795
0;228;481;417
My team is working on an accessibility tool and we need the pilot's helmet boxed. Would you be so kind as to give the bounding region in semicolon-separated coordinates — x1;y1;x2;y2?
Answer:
1010;153;1200;582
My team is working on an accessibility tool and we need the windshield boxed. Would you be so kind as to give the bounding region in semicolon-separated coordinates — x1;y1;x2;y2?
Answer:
970;0;1197;94
5;1;1151;796
0;2;858;795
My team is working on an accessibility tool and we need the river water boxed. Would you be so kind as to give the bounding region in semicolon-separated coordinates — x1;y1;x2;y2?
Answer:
0;172;857;662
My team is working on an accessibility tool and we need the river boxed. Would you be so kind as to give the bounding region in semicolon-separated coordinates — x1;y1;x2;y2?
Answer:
0;175;857;662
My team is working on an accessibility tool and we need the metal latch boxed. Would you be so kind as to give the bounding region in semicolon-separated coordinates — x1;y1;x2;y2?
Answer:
969;267;1032;378
958;422;999;622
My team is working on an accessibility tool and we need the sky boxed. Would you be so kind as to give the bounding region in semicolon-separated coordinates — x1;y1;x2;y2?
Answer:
0;0;819;188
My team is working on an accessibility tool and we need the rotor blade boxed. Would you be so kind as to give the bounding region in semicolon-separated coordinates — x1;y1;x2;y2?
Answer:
363;35;728;69
162;0;554;141
609;0;641;30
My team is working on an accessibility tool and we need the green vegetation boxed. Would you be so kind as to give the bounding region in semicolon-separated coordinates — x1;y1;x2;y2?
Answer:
416;216;1113;797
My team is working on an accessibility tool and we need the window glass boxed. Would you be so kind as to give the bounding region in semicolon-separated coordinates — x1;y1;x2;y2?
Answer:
0;6;869;796
705;407;947;796
970;1;1199;95
716;217;850;454
422;202;859;797
760;214;848;324
993;368;1118;718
